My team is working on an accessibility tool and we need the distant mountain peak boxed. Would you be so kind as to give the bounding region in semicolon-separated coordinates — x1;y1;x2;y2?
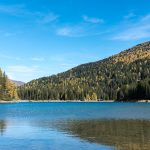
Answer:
11;80;25;86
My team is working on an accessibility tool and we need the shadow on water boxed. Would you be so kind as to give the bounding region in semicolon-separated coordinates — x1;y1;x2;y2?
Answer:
0;120;6;135
33;119;150;150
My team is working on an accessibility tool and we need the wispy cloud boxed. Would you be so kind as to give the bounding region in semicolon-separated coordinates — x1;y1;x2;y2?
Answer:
0;29;22;38
56;14;105;37
56;24;106;37
6;65;40;82
31;57;45;61
141;14;150;22
113;14;150;40
82;15;104;24
0;54;22;60
124;12;136;20
0;54;44;62
37;13;59;24
7;65;39;74
56;26;84;37
0;4;24;15
0;4;58;24
3;32;17;37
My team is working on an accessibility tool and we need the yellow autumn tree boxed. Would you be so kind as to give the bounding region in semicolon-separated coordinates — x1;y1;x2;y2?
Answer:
5;77;19;100
91;92;98;101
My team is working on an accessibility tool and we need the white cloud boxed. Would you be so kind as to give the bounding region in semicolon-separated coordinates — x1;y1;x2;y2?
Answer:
113;14;150;40
82;15;104;24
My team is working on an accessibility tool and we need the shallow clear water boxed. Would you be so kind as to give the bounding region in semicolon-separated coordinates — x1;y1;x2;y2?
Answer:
0;102;150;150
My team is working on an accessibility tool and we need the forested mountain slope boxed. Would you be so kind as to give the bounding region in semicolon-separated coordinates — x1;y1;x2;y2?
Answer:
0;69;18;100
18;41;150;101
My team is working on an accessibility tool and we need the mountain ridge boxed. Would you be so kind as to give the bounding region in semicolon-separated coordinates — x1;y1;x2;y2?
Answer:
18;41;150;101
11;80;25;87
25;41;150;83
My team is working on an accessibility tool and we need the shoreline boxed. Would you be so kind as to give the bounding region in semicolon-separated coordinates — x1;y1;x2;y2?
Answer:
0;100;150;103
0;100;114;103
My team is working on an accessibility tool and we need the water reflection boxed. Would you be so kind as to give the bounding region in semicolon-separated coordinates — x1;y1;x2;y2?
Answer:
33;119;150;150
1;103;150;150
0;120;6;135
1;119;150;150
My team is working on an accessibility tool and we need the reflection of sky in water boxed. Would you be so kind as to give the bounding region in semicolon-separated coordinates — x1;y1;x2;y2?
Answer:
0;102;150;150
0;121;113;150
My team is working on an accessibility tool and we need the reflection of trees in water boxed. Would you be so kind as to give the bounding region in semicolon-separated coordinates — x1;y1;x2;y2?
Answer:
61;120;150;150
0;120;6;135
34;119;150;150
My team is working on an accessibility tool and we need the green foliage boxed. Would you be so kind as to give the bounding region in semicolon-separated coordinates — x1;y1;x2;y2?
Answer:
18;41;150;101
117;78;150;101
0;68;18;100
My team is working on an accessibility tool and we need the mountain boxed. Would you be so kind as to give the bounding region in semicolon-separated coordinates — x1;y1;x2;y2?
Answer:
18;41;150;101
12;80;25;87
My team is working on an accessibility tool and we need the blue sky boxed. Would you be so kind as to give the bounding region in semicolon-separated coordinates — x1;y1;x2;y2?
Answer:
0;0;150;82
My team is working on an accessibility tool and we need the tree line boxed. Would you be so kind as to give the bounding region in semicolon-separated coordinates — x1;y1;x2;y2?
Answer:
117;78;150;101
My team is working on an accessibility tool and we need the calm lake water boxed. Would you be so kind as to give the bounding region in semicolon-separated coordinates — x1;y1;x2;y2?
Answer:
0;102;150;150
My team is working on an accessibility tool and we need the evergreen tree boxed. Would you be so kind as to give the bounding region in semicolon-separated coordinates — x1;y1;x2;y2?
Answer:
0;68;18;100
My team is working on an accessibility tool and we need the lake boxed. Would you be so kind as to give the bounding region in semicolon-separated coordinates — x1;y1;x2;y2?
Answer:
0;102;150;150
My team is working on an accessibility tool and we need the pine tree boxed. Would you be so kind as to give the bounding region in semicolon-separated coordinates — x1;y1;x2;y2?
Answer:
0;68;19;100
